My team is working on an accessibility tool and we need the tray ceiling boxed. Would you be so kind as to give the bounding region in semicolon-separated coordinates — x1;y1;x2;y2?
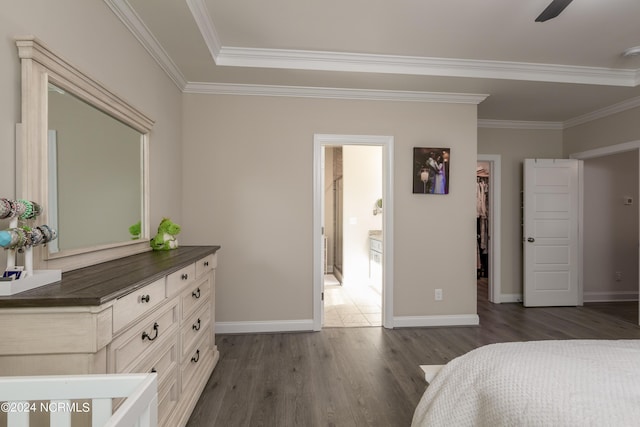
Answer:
110;0;640;125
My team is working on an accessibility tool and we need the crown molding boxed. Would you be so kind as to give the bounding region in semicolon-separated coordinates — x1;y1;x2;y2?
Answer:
103;0;187;90
184;82;488;104
107;0;640;88
481;93;640;130
184;0;640;87
478;119;564;130
186;0;222;59
564;95;640;128
108;0;640;129
214;47;638;87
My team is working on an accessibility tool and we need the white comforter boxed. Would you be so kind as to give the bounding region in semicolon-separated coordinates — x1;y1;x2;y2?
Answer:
412;340;640;427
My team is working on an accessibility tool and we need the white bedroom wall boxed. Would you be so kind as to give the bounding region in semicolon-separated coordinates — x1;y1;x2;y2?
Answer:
583;151;639;301
564;106;640;156
181;94;478;326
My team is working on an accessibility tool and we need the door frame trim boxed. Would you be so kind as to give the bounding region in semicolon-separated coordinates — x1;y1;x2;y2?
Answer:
477;154;502;303
313;134;394;330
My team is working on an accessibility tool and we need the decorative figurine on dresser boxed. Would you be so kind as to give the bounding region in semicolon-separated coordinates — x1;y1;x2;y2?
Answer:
0;197;61;295
151;217;181;250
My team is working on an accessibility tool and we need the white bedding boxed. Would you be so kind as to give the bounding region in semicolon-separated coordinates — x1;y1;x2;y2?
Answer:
412;340;640;427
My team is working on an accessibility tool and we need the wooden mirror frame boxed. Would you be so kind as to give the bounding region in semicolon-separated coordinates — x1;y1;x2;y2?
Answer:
16;36;153;271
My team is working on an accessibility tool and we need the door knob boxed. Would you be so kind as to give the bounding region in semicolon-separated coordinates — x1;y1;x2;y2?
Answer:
527;237;535;243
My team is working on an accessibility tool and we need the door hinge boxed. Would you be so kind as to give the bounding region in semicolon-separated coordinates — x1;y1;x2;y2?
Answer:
321;292;324;301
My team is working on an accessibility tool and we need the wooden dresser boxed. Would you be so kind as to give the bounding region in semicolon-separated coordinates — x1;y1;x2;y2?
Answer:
0;245;220;427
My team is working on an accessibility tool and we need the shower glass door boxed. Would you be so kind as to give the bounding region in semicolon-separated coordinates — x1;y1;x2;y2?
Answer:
334;176;343;277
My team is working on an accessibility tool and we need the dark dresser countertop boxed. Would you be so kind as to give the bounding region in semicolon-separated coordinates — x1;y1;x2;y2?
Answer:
0;245;220;308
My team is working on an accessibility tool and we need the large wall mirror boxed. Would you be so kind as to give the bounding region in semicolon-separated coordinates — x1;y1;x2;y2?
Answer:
16;37;153;271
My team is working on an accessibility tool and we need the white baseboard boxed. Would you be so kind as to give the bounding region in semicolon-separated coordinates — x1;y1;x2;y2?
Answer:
393;314;479;328
583;291;639;303
216;319;314;334
216;315;480;332
497;291;638;304
499;293;523;303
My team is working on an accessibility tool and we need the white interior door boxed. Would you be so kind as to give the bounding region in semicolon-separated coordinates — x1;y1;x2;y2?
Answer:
523;159;581;307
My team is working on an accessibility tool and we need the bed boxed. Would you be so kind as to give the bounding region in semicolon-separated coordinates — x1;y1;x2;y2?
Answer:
412;340;640;427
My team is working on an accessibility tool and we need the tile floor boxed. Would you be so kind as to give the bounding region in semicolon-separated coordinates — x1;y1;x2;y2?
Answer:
323;274;382;327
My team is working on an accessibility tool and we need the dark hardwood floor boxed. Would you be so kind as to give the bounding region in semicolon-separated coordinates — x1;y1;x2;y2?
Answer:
187;281;640;427
584;300;639;325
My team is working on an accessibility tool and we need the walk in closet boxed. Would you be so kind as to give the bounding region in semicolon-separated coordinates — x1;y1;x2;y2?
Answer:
477;163;490;280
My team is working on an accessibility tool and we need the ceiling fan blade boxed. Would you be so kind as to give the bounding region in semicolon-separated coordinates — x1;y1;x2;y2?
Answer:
535;0;574;22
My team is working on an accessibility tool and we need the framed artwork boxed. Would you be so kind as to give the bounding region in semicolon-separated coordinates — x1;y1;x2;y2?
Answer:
413;147;450;194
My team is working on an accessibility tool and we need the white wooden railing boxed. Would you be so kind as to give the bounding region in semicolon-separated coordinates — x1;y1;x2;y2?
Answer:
0;373;157;427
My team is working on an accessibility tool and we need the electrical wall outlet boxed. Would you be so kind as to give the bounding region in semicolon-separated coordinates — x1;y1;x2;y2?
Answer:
615;271;622;281
434;288;443;301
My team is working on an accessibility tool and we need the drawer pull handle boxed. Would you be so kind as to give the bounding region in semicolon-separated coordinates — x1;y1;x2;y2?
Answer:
150;368;157;373
191;349;200;363
181;273;189;280
142;322;159;341
192;288;201;299
192;319;201;331
140;294;150;303
204;261;209;267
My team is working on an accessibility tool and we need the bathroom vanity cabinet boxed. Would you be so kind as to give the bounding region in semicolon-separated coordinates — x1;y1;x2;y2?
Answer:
0;245;220;427
369;232;382;294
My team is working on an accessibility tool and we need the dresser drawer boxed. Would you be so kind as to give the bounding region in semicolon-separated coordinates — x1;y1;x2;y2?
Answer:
180;330;211;393
181;275;210;320
180;304;211;360
166;263;196;298
110;301;179;373
113;278;167;333
130;331;179;390
158;374;179;427
195;253;216;278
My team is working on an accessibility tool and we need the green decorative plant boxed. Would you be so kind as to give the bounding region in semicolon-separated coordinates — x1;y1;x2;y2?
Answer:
373;198;383;215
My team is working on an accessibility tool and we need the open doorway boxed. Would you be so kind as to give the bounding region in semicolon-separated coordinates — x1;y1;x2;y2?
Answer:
477;154;501;303
573;147;640;325
477;161;490;284
523;142;640;325
313;134;394;331
323;145;382;327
